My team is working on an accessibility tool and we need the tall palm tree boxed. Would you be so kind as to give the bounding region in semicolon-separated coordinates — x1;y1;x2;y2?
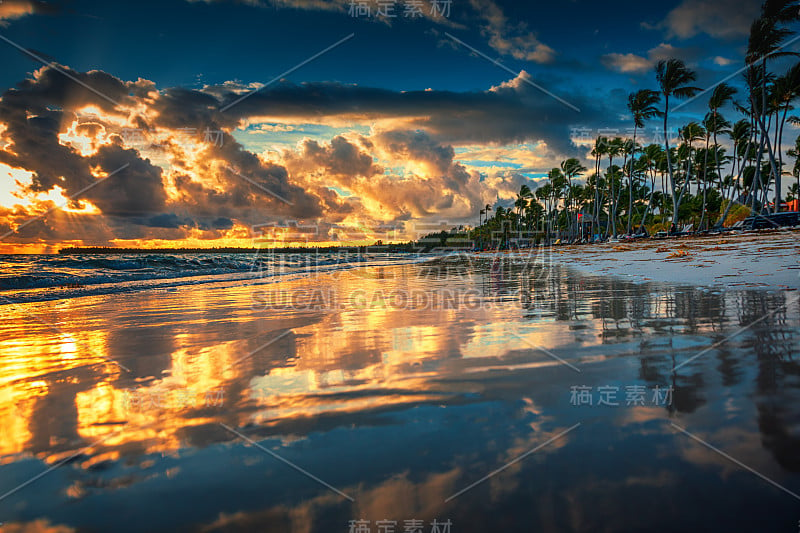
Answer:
729;118;752;203
626;89;662;233
590;137;608;239
787;132;800;199
548;168;567;239
535;185;552;242
638;144;664;228
746;12;798;213
605;137;624;237
702;86;734;229
656;59;701;226
614;138;635;234
770;62;800;211
730;119;751;174
706;83;737;185
560;157;587;240
514;195;528;230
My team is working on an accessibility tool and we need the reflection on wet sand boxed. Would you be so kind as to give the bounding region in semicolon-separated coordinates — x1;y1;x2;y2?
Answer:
1;257;799;531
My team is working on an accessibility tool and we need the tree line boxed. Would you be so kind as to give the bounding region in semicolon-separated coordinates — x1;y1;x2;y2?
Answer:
471;0;800;247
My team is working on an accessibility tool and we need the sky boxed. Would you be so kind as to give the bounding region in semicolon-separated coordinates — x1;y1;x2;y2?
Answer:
0;0;787;251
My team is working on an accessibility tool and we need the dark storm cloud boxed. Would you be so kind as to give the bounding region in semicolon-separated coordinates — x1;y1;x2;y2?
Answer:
195;131;325;219
84;144;167;216
376;130;455;174
0;68;167;219
214;74;625;155
291;135;381;178
0;65;148;205
11;64;132;112
144;213;190;228
0;102;88;192
282;128;484;224
152;87;239;130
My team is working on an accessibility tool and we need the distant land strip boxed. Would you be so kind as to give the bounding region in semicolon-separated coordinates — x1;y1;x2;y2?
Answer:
57;244;443;254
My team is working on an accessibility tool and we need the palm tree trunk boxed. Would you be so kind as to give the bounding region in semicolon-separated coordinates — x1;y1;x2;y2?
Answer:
699;134;710;230
627;126;637;234
713;127;723;225
639;165;656;229
663;95;680;226
776;103;790;212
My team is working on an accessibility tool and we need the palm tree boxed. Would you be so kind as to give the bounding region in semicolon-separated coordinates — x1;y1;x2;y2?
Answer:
746;10;799;213
535;184;554;242
655;58;701;226
514;195;528;230
590;137;608;239
477;204;492;248
626;89;662;233
547;168;567;240
730;119;751;177
516;184;534;234
680;121;706;210
706;83;736;187
638;144;664;229
614;138;635;234
770;62;800;211
701;85;735;229
787;133;800;199
560;158;587;240
605;137;624;237
727;118;752;206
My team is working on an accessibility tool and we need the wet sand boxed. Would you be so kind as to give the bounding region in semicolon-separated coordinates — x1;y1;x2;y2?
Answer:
0;249;799;532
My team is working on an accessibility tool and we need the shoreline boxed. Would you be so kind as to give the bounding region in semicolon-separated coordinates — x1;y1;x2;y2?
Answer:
1;229;798;306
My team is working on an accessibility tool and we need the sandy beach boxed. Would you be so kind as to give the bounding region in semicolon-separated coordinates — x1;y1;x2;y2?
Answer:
554;230;800;290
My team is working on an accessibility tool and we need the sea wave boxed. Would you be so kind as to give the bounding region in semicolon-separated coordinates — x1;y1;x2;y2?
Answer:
0;252;434;303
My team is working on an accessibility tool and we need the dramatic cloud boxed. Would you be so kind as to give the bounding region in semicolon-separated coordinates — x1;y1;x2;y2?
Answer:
0;62;627;249
0;66;331;248
281;130;482;224
216;71;617;154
